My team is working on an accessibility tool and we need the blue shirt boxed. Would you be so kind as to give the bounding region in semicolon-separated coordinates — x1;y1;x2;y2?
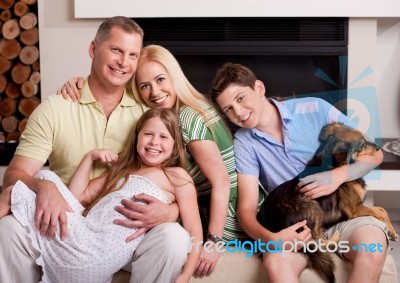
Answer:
234;97;355;192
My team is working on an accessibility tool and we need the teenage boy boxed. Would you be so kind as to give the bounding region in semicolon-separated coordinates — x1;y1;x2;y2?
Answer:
210;63;389;282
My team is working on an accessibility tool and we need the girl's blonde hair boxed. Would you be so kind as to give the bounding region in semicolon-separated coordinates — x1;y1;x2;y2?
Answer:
132;44;222;130
84;108;187;215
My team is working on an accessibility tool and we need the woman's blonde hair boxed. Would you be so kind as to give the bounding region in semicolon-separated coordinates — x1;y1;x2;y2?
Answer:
132;44;221;129
83;108;187;215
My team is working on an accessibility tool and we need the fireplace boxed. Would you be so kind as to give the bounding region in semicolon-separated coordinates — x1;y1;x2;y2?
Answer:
0;17;349;165
137;17;348;112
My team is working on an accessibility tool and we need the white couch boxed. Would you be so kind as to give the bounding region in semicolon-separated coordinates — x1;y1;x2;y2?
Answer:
112;250;398;283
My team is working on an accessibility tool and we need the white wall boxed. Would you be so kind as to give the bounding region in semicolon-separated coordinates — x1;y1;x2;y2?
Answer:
2;0;400;207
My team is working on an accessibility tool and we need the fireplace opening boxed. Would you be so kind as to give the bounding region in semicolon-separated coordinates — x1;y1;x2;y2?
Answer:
137;17;348;113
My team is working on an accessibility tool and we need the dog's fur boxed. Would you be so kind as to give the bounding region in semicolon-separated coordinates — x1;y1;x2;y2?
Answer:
257;122;398;283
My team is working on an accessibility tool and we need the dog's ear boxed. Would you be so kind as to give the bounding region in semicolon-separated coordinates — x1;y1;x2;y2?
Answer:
316;134;338;166
349;138;366;163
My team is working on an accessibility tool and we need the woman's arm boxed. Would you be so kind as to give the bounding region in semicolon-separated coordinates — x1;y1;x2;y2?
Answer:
69;149;117;204
188;140;229;241
168;167;202;283
188;139;229;277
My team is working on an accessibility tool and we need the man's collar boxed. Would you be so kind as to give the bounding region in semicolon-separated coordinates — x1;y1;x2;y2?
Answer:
79;79;140;107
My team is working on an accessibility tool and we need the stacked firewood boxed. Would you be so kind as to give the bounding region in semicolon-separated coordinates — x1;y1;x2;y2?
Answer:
0;0;39;143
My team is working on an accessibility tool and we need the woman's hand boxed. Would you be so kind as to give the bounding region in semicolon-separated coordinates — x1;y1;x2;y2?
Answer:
193;241;223;278
56;77;84;101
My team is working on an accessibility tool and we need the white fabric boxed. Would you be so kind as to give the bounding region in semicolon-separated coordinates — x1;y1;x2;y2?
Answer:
11;170;171;283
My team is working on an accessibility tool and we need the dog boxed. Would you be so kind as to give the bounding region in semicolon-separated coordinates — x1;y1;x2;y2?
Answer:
257;122;398;283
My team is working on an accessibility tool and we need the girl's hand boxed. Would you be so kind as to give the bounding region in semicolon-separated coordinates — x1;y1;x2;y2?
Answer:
56;77;84;101
88;149;118;164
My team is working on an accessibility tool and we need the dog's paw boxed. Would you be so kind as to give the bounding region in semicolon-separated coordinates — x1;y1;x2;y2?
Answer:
389;232;399;242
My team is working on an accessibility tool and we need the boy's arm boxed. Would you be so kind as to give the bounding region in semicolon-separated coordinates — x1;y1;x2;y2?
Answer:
237;173;311;244
237;173;274;242
298;149;383;199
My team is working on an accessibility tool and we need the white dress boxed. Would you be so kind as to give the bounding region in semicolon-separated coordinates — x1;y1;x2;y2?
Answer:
11;170;171;283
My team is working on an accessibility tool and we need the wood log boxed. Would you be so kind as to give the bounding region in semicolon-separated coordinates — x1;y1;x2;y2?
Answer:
0;98;17;116
2;19;20;39
21;0;36;4
19;12;37;29
29;70;40;84
19;45;39;65
11;62;31;84
19;27;38;45
5;81;21;99
14;1;29;17
0;74;7;93
0;0;15;10
0;55;12;74
21;80;38;97
0;38;21;60
31;60;40;71
6;131;21;142
0;131;5;143
18;116;28;133
18;96;39;117
1;115;19;133
0;9;12;22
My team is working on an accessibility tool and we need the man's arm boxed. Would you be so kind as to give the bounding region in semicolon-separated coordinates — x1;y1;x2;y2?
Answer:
4;155;72;240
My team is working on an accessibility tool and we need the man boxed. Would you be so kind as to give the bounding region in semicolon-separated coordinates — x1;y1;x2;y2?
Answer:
209;63;390;283
0;16;189;283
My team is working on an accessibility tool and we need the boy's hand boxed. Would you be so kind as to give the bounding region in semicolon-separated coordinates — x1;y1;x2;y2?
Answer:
275;220;312;250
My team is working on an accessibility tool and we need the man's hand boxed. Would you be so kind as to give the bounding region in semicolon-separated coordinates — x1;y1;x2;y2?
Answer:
114;193;178;242
34;180;73;240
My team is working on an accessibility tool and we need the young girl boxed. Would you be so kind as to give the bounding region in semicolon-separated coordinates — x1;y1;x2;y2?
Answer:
0;108;202;283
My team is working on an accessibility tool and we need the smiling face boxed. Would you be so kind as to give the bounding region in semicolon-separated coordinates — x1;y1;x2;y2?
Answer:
136;116;175;167
216;81;267;129
135;61;177;109
89;27;142;91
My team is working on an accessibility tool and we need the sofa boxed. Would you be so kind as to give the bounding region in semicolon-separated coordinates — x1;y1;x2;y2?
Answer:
112;250;398;283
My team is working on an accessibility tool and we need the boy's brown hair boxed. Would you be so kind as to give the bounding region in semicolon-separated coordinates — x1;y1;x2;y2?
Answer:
209;63;258;106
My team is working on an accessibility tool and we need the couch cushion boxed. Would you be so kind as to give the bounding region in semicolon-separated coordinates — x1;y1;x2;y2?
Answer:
112;250;397;283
